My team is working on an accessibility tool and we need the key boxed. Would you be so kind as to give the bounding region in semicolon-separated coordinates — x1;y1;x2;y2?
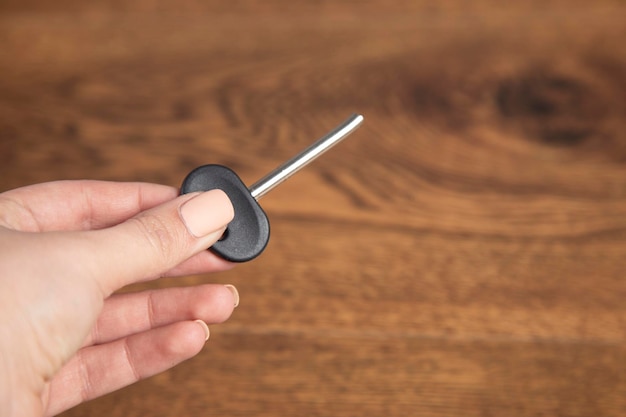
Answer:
180;114;364;262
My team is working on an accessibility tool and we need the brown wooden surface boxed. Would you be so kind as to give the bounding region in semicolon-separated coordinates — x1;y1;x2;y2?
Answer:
2;1;626;416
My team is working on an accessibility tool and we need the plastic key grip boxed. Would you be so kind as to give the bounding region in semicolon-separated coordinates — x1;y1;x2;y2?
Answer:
180;165;270;262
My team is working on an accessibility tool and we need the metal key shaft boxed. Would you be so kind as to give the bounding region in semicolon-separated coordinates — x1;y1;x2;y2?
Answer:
249;113;364;199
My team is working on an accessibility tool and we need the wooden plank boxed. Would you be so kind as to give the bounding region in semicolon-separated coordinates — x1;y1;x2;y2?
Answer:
62;334;626;417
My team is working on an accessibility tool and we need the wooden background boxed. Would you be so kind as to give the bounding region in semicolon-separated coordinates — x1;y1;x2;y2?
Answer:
1;1;626;416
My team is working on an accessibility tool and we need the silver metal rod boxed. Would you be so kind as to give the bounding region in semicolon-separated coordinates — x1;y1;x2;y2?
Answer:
249;114;364;200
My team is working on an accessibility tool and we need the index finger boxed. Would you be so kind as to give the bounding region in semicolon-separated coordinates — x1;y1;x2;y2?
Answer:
0;180;178;232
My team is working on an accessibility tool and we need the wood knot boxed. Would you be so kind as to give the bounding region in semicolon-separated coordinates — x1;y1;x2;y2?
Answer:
495;72;606;146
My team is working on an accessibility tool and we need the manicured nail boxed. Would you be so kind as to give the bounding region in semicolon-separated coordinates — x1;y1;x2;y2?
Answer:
194;319;210;341
224;284;240;307
180;190;234;238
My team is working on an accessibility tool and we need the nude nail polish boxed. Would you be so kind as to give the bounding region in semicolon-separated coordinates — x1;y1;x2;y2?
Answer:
194;319;210;341
180;189;234;238
224;284;240;307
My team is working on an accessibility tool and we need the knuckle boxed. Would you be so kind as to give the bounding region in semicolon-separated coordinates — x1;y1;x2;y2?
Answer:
130;213;186;264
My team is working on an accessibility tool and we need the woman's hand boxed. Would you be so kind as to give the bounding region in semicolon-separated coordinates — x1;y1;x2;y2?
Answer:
0;180;238;417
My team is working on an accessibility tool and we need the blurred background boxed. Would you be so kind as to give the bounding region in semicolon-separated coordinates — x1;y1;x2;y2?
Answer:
1;1;625;416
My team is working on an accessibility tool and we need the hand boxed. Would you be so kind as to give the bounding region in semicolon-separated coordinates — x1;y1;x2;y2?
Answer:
0;180;238;417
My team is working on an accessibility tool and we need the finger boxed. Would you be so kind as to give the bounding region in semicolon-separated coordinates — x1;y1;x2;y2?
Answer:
44;320;209;417
162;249;235;277
85;284;239;346
0;180;178;232
85;189;234;293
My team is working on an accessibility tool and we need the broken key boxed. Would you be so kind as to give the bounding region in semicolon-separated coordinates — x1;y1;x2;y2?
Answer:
180;114;364;262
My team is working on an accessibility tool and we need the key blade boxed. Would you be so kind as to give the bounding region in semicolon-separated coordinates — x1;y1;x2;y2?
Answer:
249;114;364;200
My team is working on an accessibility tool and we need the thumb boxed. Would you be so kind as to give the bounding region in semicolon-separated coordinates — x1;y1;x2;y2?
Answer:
91;189;234;293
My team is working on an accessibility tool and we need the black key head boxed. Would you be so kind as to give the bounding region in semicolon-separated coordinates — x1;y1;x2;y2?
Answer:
180;165;270;262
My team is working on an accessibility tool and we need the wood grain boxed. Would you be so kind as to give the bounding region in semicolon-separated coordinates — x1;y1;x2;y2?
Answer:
1;1;625;416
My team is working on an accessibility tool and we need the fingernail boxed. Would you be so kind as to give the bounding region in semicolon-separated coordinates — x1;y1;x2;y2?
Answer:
224;284;240;307
180;190;234;238
194;319;210;341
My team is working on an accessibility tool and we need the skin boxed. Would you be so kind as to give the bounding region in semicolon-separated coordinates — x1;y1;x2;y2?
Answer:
0;180;238;417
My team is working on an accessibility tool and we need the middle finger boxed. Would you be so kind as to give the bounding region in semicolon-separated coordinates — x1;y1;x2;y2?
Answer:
84;283;239;346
